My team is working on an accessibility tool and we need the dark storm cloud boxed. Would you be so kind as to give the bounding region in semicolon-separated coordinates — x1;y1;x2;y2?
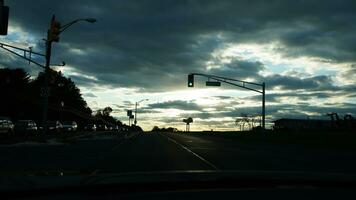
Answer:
147;100;201;111
246;92;334;103
208;60;265;79
178;102;356;122
5;0;356;91
67;74;97;87
213;96;234;100
264;74;335;90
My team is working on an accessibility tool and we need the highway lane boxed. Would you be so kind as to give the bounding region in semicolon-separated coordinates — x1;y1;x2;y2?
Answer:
164;132;356;173
1;131;355;175
0;132;214;175
90;132;215;174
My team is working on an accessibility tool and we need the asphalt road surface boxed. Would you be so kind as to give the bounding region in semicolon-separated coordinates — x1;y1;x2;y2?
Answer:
0;131;355;175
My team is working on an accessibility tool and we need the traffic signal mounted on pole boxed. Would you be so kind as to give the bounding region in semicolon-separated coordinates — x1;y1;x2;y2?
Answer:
0;4;9;35
188;74;194;87
48;16;61;42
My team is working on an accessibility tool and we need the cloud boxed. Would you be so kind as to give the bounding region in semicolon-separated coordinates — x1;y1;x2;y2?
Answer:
82;92;97;98
263;74;335;90
147;100;201;111
3;0;356;130
208;59;265;79
4;0;355;92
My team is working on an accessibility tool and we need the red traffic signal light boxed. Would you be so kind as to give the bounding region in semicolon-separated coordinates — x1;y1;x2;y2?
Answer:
188;74;194;87
49;18;61;42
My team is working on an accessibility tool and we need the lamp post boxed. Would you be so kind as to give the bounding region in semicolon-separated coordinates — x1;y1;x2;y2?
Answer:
134;99;149;125
42;15;96;134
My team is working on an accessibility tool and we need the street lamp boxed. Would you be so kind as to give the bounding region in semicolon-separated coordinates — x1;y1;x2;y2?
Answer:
134;99;149;125
42;15;96;134
59;18;97;34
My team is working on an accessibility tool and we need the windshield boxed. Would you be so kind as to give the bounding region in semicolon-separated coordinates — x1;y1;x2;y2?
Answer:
0;0;356;193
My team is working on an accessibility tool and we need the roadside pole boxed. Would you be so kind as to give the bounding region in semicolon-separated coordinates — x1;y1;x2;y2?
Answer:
42;16;54;135
262;82;265;130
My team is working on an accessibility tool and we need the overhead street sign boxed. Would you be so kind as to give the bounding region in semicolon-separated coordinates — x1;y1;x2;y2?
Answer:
127;110;132;116
206;81;221;87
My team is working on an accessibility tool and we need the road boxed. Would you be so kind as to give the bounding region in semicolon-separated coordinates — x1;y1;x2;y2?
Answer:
0;131;356;175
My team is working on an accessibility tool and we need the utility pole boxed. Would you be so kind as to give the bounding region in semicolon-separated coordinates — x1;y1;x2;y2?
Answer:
134;102;137;125
42;15;55;134
42;14;61;133
134;99;148;126
262;82;265;130
0;14;96;134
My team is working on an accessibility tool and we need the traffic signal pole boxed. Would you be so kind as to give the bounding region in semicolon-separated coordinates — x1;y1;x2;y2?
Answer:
0;14;96;134
134;102;137;125
42;30;53;134
262;82;265;130
188;73;266;130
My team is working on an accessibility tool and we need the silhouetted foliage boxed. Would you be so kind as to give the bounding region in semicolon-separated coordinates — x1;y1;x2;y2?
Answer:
0;68;32;120
95;108;117;125
151;126;178;132
0;68;94;127
130;124;143;132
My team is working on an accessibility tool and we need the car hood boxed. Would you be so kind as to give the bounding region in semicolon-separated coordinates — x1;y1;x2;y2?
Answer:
1;170;356;193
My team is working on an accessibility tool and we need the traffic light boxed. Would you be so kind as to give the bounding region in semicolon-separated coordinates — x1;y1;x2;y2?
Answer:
48;18;61;42
188;74;194;87
0;5;9;35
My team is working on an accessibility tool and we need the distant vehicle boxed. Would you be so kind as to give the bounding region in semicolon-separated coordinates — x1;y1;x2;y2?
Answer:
106;125;119;132
38;121;63;134
84;124;97;131
112;125;120;131
62;121;78;132
97;124;108;131
14;120;37;135
0;119;14;135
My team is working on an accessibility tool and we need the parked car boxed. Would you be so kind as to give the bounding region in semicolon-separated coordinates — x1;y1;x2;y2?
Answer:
38;121;63;134
112;125;120;131
62;121;78;132
97;124;108;131
0;119;14;136
14;120;37;135
84;124;97;132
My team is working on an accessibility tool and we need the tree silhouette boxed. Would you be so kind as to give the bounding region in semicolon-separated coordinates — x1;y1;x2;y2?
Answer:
0;68;128;130
103;107;113;116
0;68;32;120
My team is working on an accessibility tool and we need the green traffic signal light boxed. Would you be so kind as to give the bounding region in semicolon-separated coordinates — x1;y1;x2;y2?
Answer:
188;74;194;87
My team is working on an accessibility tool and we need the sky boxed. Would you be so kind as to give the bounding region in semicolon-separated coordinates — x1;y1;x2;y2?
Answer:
1;0;356;131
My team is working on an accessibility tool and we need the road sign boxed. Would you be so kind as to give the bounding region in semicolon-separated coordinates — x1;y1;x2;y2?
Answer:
127;110;132;116
206;81;221;86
